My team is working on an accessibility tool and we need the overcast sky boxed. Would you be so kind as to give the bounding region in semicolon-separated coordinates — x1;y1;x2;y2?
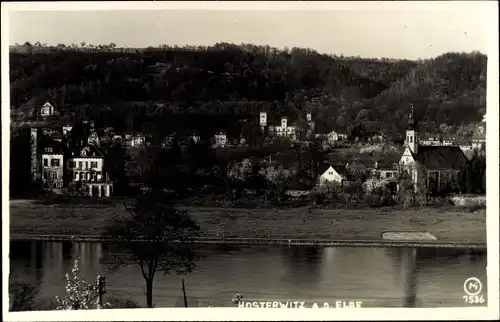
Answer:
5;1;497;60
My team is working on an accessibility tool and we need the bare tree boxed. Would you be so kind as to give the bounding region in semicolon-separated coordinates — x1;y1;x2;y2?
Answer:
103;195;200;308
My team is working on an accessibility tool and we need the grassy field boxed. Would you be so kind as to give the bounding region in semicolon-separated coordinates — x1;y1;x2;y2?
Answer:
9;200;486;244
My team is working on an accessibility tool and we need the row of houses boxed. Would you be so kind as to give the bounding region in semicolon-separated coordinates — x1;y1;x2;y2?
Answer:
316;114;474;195
31;126;114;196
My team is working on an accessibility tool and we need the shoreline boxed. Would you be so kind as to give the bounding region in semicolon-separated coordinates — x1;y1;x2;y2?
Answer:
9;234;487;249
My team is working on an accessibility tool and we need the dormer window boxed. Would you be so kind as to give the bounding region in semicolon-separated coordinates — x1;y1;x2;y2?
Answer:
45;147;53;153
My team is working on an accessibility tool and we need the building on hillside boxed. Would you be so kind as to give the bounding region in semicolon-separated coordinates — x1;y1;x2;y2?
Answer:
39;102;55;117
87;130;101;146
471;136;486;150
317;163;354;188
124;132;146;147
41;139;64;191
371;159;399;181
213;131;227;148
259;111;315;141
67;145;113;197
62;124;73;136
30;127;64;182
399;111;469;194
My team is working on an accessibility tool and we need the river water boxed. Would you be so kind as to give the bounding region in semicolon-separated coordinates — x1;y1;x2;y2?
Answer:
9;241;487;308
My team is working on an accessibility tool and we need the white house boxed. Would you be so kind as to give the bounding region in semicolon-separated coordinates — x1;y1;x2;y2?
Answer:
317;164;349;187
40;102;55;117
213;132;227;148
41;142;64;190
67;145;113;197
128;133;146;147
259;111;317;141
87;131;100;146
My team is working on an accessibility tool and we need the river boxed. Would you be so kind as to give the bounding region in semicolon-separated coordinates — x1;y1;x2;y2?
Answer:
9;241;487;308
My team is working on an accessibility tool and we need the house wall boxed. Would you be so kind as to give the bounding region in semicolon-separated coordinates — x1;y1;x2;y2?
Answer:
399;147;415;167
40;103;54;116
319;167;344;186
67;157;105;182
41;154;64;188
214;135;227;147
378;169;398;180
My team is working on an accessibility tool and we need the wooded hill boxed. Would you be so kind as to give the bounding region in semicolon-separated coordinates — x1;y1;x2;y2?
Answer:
10;43;486;141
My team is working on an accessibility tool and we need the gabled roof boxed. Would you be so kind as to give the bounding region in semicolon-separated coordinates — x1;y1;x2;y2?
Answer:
415;146;468;170
318;163;333;175
40;138;64;155
69;144;104;158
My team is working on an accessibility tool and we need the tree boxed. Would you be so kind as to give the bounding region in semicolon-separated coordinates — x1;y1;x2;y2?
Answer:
226;158;253;201
103;195;200;308
259;163;296;203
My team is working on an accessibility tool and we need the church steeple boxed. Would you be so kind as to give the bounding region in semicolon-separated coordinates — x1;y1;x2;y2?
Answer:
405;104;418;154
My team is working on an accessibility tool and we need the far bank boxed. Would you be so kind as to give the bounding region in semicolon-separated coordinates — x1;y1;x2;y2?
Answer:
9;200;486;246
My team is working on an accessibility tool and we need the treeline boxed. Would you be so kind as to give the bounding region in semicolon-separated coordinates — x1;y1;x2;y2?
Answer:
10;42;487;141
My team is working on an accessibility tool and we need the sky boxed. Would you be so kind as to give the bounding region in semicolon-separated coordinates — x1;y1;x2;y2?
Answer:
5;1;497;60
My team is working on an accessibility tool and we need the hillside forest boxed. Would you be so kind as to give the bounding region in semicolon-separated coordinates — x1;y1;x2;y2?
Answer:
10;42;487;141
9;42;487;200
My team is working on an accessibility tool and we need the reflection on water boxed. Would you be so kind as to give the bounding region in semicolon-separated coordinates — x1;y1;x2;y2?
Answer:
9;241;487;308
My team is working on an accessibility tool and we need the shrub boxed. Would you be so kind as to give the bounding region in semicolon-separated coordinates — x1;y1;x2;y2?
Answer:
9;280;39;311
54;259;109;310
105;294;142;309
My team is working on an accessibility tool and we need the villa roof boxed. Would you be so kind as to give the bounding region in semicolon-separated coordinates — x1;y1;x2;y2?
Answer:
69;144;104;158
40;138;64;155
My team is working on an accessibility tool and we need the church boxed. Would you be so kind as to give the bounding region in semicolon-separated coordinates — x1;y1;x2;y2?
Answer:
399;109;470;194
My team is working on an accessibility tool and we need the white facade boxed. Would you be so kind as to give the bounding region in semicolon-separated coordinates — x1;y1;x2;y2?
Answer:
318;166;344;187
40;102;55;117
405;129;418;155
67;157;104;182
259;111;267;128
130;135;145;147
213;133;227;148
62;126;73;136
268;117;297;139
87;131;100;146
41;153;64;188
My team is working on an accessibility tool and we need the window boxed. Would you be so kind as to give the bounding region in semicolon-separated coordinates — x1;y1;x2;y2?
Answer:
51;172;58;179
43;159;48;167
386;172;393;178
90;161;98;169
44;147;53;153
409;136;413;143
85;161;89;169
328;171;334;175
51;159;60;167
78;161;83;169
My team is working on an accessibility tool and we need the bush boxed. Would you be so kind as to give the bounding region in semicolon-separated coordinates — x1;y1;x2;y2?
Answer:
9;280;39;311
54;259;105;310
105;294;142;309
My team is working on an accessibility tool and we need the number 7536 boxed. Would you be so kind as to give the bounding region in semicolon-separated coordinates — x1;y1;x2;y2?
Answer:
463;295;485;304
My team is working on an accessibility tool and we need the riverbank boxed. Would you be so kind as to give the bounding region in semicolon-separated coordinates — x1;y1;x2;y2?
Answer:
9;200;486;247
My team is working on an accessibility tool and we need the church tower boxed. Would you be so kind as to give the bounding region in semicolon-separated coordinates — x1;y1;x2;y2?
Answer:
405;105;418;155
